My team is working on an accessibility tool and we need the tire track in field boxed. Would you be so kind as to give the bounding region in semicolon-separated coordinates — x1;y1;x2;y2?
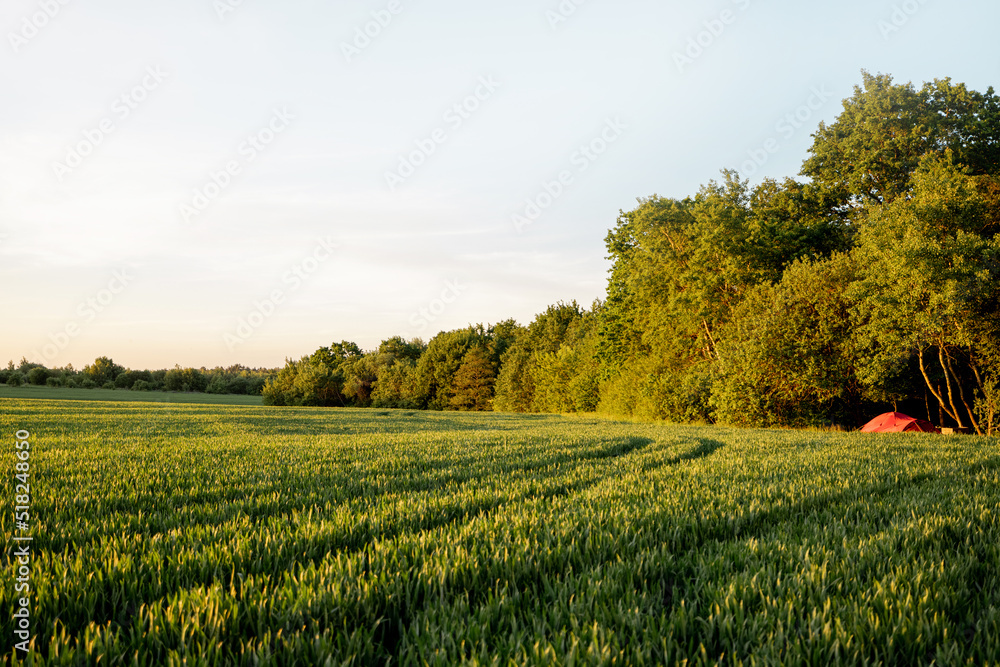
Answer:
25;436;660;638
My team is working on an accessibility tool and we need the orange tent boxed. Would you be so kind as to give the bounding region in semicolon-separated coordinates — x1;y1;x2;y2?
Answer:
860;412;940;433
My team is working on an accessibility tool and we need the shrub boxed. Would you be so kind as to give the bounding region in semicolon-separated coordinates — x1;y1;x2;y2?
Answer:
205;376;228;394
82;357;125;386
115;370;152;389
102;381;116;390
712;254;861;428
227;376;250;395
7;372;23;387
247;377;268;396
65;377;80;388
46;377;62;387
164;367;208;392
132;380;153;392
80;379;97;389
27;367;50;385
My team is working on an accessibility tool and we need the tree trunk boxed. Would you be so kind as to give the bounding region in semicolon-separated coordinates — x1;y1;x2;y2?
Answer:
938;346;966;429
919;347;962;426
702;319;722;368
969;357;996;436
942;348;982;434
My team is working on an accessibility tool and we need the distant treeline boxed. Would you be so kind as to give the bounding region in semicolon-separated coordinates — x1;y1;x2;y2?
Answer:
260;312;599;414
0;358;273;396
6;73;998;434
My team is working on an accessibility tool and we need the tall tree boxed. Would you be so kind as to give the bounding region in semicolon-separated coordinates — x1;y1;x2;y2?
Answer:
493;302;585;412
411;327;488;410
850;155;1000;433
598;172;845;419
802;71;1000;209
83;356;125;386
714;253;862;427
449;348;495;411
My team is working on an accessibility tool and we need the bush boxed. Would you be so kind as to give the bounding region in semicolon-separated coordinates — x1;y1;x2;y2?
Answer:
65;377;80;388
102;381;116;390
227;376;250;395
164;367;208;392
569;368;600;412
82;357;125;386
205;376;228;394
597;360;713;423
80;379;97;389
0;370;8;384
247;377;268;396
115;370;149;390
712;254;861;428
46;377;62;387
132;380;153;392
27;367;49;385
7;372;23;387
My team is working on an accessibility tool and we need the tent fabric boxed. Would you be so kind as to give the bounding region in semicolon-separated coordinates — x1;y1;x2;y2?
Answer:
860;412;940;433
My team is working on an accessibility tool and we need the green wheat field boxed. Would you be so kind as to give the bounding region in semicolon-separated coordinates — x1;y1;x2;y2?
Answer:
2;398;999;665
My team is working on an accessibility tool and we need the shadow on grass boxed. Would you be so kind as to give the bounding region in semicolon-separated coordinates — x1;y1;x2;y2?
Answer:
669;438;725;465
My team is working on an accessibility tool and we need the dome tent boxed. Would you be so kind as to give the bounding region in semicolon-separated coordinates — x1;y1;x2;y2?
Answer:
860;412;940;434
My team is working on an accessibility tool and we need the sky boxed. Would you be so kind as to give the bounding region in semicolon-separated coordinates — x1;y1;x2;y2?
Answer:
2;0;999;370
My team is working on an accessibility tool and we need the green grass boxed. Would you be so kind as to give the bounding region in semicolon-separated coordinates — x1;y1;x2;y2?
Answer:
0;384;262;406
1;399;999;665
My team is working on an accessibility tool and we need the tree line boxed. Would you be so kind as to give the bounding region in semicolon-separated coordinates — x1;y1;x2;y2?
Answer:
1;357;272;396
7;73;997;434
261;72;999;434
259;307;603;414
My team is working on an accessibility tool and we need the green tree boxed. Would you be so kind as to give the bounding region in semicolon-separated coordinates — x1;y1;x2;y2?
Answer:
486;319;523;373
802;71;1000;209
115;370;152;390
343;355;379;407
17;357;43;374
411;327;487;410
371;358;421;409
597;177;823;420
263;341;383;407
494;302;585;413
263;356;343;407
449;348;495;411
713;253;862;427
377;336;426;363
27;367;50;386
492;344;534;413
850;155;1000;434
368;336;426;408
533;346;578;414
164;367;208;392
83;357;124;386
205;375;229;394
530;306;602;414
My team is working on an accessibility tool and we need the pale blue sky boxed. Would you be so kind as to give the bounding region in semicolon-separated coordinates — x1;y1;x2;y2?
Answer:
2;0;998;369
